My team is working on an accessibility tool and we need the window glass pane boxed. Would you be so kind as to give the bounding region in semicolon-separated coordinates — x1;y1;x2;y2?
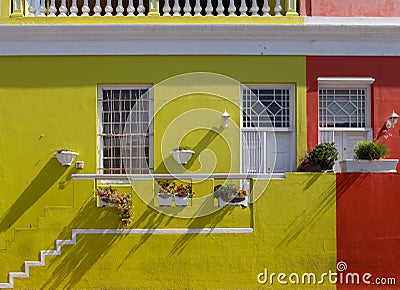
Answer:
319;88;367;128
242;87;291;128
98;87;151;174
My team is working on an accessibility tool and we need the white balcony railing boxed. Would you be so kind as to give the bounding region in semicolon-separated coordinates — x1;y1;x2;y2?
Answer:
17;0;298;17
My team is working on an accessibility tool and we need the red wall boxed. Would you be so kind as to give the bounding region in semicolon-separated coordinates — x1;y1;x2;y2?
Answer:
306;57;400;164
300;0;400;17
337;173;400;289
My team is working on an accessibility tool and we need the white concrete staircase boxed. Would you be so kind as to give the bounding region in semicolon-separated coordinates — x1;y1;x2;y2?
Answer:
0;231;77;289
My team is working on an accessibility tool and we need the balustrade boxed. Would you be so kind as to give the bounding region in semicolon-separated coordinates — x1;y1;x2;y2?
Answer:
20;0;297;17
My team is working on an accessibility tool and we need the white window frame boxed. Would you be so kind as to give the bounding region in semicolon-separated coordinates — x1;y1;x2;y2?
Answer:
97;84;154;174
317;77;374;142
240;84;296;174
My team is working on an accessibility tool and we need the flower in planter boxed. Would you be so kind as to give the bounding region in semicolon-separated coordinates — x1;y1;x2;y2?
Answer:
298;142;338;171
157;180;176;197
214;184;248;203
96;186;133;227
354;140;388;160
174;183;195;198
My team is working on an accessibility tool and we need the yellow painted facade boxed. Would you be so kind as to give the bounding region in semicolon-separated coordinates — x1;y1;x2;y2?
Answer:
0;55;336;289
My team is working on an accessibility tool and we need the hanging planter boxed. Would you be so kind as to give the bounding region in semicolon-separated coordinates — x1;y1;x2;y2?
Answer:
54;149;79;166
170;146;195;165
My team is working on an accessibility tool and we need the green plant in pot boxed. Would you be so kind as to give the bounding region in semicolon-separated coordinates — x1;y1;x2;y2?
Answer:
354;140;388;160
299;142;338;171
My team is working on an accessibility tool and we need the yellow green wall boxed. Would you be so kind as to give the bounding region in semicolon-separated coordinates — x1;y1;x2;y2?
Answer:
0;55;331;289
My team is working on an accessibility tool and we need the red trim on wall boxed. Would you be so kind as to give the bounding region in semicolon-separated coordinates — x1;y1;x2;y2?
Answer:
336;173;400;289
306;57;400;164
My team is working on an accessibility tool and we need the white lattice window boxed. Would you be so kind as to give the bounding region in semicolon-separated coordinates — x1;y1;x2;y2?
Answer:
98;85;153;174
241;84;296;174
319;88;367;128
317;78;374;171
242;86;293;128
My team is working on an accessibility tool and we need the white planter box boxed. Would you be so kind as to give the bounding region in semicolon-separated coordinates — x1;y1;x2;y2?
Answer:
218;196;249;207
157;193;173;206
98;196;117;207
54;150;79;166
174;195;189;206
170;150;195;164
339;159;399;173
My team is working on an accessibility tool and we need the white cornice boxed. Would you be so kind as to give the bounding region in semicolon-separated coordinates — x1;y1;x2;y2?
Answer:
318;77;376;86
1;17;400;55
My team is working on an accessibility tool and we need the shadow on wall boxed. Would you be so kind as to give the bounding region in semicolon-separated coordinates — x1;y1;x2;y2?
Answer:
277;174;336;250
116;196;237;269
0;158;68;233
155;127;222;173
41;197;122;289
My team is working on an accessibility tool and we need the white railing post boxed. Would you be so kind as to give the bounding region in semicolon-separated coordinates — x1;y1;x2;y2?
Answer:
116;0;125;15
93;0;102;16
216;0;224;16
285;0;298;16
59;0;68;16
249;0;259;16
137;0;145;15
48;0;57;16
205;0;213;16
274;0;282;16
228;0;236;16
239;0;247;16
163;0;171;16
172;0;181;16
193;0;202;16
261;0;270;16
105;0;113;16
70;0;79;16
28;0;36;17
82;0;90;16
38;0;46;16
183;0;192;16
127;0;135;16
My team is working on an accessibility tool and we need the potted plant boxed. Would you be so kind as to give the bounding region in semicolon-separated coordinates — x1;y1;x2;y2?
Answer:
339;140;398;172
298;142;338;172
173;183;195;206
213;184;248;207
157;180;175;206
54;148;79;166
96;186;133;226
170;145;195;165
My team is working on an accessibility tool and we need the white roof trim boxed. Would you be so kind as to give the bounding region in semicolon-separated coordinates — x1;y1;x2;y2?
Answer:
317;77;376;86
1;18;400;56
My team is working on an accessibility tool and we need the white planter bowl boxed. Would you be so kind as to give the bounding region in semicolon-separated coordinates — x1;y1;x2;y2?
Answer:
54;150;79;166
157;193;173;206
339;159;399;173
174;195;189;206
170;150;195;164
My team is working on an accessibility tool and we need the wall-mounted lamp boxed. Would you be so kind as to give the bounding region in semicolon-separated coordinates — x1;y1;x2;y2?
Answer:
386;111;399;129
221;110;230;129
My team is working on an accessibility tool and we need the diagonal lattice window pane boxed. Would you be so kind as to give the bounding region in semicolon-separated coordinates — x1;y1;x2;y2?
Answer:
319;88;366;128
